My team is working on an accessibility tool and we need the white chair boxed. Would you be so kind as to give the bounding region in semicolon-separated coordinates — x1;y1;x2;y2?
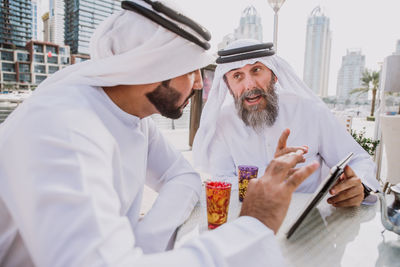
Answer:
380;115;400;185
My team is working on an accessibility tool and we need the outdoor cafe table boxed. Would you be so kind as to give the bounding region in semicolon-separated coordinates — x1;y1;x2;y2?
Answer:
174;189;400;267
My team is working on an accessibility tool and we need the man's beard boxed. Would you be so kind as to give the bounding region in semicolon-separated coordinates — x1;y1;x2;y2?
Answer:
234;80;279;131
146;81;195;119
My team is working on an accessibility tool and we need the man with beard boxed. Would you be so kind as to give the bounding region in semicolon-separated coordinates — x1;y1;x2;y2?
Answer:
0;2;319;267
193;39;380;208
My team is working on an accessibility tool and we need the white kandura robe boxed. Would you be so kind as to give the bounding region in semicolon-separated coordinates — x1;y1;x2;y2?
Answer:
206;93;380;193
0;85;285;267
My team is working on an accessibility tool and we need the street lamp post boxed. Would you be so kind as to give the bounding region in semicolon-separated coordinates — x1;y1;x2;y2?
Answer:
267;0;286;53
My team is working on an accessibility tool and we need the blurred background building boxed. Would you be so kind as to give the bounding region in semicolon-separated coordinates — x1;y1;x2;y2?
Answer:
64;0;121;55
218;5;263;50
303;6;332;97
336;49;366;101
0;0;33;48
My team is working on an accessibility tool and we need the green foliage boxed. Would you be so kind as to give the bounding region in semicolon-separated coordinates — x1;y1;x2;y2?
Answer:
366;116;375;121
350;69;380;117
351;127;380;156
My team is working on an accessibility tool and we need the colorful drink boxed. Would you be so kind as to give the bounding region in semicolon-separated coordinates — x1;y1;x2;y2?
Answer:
205;181;232;229
238;165;258;202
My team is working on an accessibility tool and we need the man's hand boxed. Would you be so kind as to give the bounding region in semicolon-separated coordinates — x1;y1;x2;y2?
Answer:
240;150;319;234
327;165;364;207
274;128;308;158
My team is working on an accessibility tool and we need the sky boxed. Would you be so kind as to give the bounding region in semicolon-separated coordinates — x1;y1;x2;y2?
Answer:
39;0;400;96
182;0;400;96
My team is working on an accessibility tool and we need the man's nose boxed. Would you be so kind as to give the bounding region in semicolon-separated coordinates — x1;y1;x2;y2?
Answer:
243;76;257;92
193;69;203;90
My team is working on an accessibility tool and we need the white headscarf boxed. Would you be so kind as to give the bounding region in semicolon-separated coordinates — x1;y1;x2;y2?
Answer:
192;39;323;171
36;0;215;92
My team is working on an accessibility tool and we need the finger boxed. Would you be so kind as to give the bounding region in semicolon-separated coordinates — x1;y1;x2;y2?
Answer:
343;165;356;179
288;167;299;176
285;161;319;192
327;186;363;204
331;194;364;207
279;146;308;156
276;128;290;151
262;150;306;181
330;176;361;195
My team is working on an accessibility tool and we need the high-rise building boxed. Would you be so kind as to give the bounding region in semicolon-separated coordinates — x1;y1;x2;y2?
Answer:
64;0;121;55
234;6;263;42
42;12;50;42
395;39;400;54
336;49;365;100
31;0;39;40
218;6;263;50
0;0;33;48
49;0;64;45
303;6;332;97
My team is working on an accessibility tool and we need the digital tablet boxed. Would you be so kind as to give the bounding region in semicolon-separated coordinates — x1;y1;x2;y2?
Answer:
286;152;354;239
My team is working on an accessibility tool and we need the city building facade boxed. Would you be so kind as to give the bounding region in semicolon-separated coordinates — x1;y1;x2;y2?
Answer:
218;5;263;50
31;0;39;40
336;49;366;101
64;0;121;54
42;11;50;42
0;40;70;91
0;46;31;90
234;6;263;42
395;39;400;55
0;0;33;48
49;0;64;45
303;6;332;97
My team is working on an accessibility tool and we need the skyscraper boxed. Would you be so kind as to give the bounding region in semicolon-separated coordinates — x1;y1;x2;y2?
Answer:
234;6;263;42
395;40;400;54
42;12;50;42
31;0;39;40
64;0;121;55
336;49;365;100
303;6;332;97
218;6;263;50
49;0;64;45
0;0;33;48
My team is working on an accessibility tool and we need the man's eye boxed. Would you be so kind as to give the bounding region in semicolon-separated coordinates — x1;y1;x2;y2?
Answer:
233;74;241;79
253;67;261;72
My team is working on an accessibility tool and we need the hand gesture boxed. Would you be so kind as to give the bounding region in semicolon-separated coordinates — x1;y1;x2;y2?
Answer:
240;150;319;233
274;128;308;158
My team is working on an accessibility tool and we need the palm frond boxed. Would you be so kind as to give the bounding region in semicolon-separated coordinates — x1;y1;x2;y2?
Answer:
350;87;368;96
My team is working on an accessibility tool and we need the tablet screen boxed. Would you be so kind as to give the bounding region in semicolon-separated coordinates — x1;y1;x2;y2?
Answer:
286;152;354;239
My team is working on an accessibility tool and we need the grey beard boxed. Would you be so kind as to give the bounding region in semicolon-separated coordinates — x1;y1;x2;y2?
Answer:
235;82;279;132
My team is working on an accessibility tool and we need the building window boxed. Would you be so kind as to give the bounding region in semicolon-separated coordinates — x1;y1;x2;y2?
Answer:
34;54;45;63
61;57;70;65
34;64;46;73
2;63;15;72
47;56;58;64
48;66;59;74
3;73;17;82
19;63;30;73
59;47;69;56
33;44;44;53
17;53;30;62
1;51;14;61
19;73;31;83
46;46;57;54
35;75;47;84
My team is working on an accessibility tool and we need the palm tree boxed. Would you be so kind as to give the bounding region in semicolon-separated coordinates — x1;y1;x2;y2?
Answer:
350;69;380;117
